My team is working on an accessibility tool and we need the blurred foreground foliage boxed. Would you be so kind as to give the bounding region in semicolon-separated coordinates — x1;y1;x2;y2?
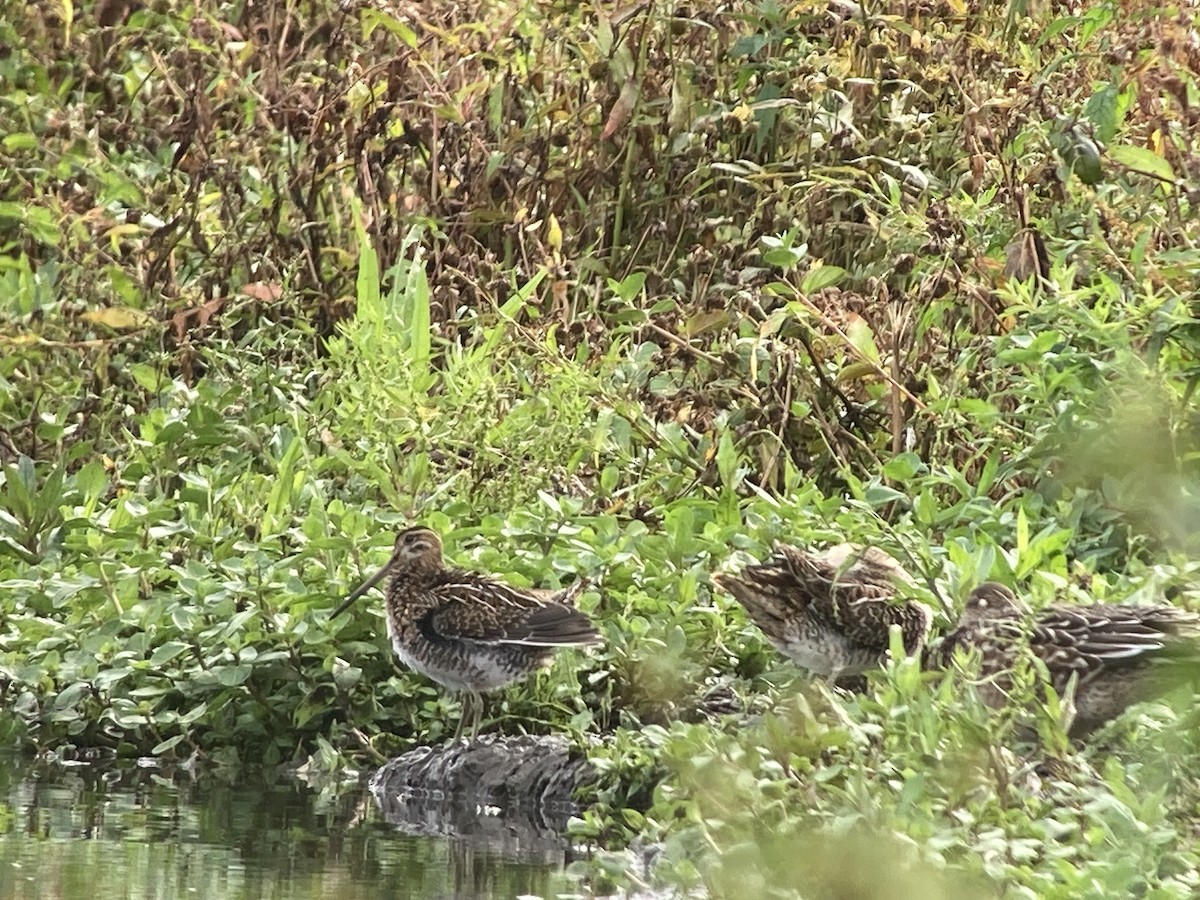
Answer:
3;0;1200;895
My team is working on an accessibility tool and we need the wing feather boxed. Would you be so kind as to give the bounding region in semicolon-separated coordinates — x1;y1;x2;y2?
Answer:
422;569;600;646
716;543;929;655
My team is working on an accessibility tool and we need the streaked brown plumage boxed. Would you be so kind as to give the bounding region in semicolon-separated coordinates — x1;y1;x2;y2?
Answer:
332;526;601;741
927;582;1200;736
713;543;932;682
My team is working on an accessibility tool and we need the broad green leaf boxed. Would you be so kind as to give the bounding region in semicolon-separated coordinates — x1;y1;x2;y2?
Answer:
360;8;417;46
151;734;187;754
404;242;431;379
801;265;846;293
844;314;881;362
149;641;190;667
834;361;880;384
1108;144;1175;183
216;665;252;687
54;682;90;711
715;429;738;491
2;133;39;151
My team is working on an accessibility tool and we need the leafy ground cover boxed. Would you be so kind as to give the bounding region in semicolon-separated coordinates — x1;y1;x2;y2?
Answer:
3;0;1200;895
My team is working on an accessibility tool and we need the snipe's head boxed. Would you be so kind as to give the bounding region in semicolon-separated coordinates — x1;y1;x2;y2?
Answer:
389;526;444;572
331;525;444;618
959;582;1026;626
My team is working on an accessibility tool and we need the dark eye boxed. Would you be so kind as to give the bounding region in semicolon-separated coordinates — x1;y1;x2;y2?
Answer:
402;533;415;545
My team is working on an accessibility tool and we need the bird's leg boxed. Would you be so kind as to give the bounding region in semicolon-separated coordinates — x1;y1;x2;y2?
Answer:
468;691;483;741
833;673;870;695
827;667;848;694
823;667;862;702
451;694;468;744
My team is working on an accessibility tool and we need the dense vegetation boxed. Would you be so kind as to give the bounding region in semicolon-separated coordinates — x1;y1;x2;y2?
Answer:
3;0;1200;895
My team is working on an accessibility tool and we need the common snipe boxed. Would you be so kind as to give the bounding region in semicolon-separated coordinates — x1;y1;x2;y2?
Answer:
713;543;932;682
332;526;601;741
927;582;1200;736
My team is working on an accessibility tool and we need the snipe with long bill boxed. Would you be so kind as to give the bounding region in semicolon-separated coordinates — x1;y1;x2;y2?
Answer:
332;525;601;742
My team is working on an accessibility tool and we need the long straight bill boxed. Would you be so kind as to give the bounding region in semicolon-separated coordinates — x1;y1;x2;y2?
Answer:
331;563;390;618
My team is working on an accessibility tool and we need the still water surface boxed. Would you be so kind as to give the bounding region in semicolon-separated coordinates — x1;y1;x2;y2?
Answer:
0;757;585;900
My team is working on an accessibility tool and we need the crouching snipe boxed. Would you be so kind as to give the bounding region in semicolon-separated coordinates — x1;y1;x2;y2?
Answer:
713;543;932;683
927;582;1200;737
332;526;601;742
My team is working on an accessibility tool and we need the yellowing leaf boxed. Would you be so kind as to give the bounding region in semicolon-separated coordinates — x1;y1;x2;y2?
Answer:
546;213;562;253
103;222;142;252
83;307;154;330
0;334;41;347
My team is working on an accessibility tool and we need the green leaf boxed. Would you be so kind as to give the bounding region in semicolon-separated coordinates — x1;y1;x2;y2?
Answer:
975;451;1000;495
470;269;547;364
1;456;35;522
1083;83;1122;144
844;314;881;362
882;453;923;482
715;429;739;491
264;436;305;536
801;265;846;293
404;242;432;380
74;461;107;506
1108;144;1175;183
128;362;164;393
222;610;257;638
0;203;61;245
2;133;39;151
353;197;381;322
178;703;208;725
360;8;418;47
1016;505;1029;557
216;665;252;687
149;641;190;666
1037;15;1082;45
54;682;90;711
974;544;997;583
834;361;880;384
151;734;187;755
607;271;646;303
333;664;362;691
762;247;806;270
684;309;729;337
666;624;687;655
600;465;619;493
863;484;906;507
914;489;938;525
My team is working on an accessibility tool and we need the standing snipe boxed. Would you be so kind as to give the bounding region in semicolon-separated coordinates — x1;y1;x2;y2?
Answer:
332;526;601;741
713;543;932;682
927;582;1200;736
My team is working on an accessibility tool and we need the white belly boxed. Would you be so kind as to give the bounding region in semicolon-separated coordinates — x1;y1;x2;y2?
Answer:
778;638;839;677
389;634;527;693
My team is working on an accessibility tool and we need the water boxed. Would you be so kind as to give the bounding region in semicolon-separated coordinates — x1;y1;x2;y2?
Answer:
0;757;585;900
